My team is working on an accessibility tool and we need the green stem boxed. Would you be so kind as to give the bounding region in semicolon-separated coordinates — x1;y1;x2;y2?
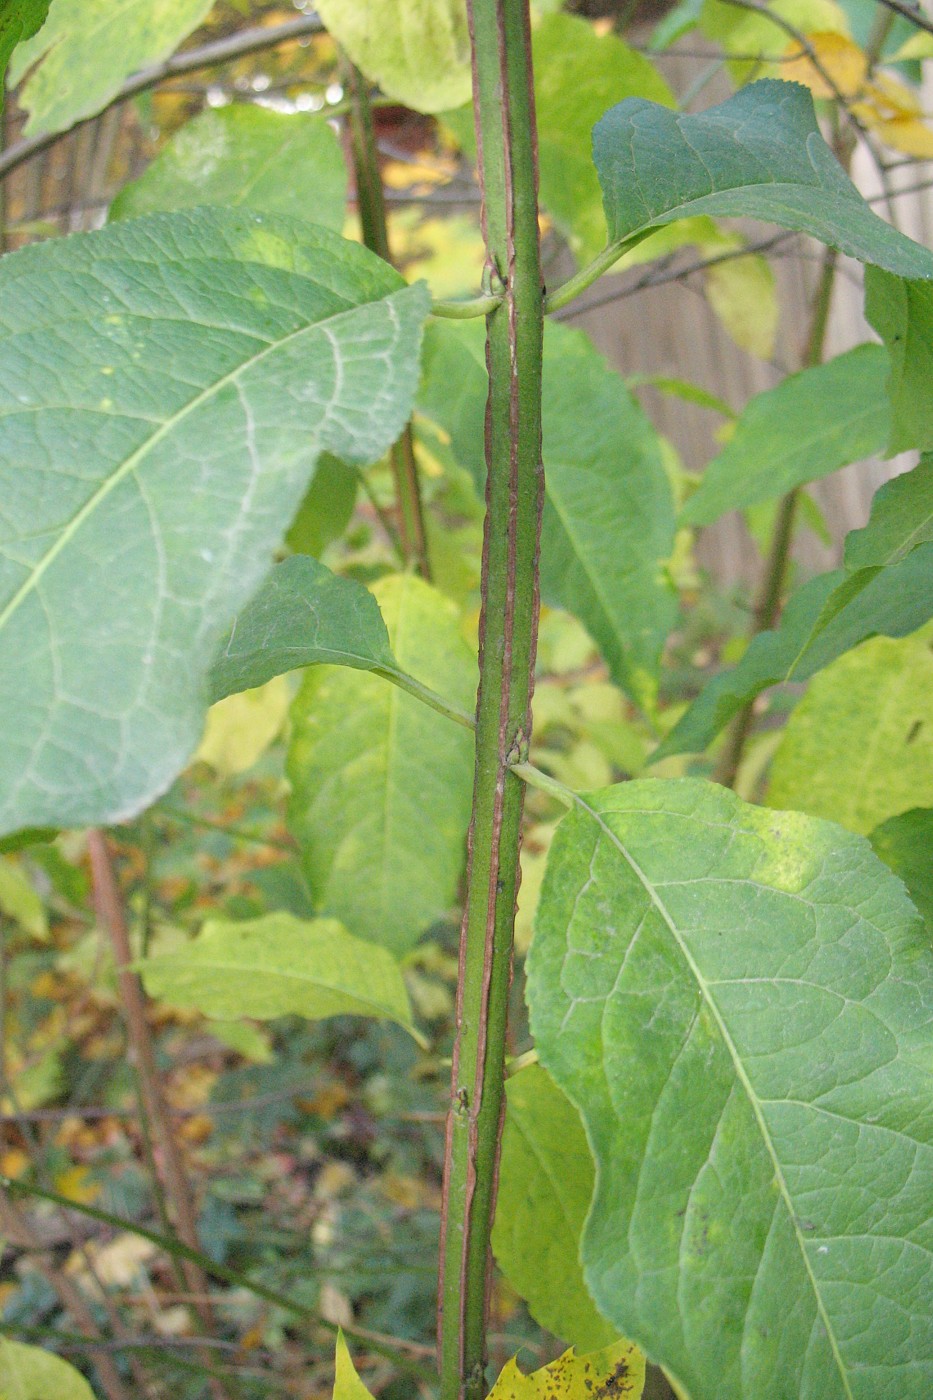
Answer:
375;666;476;730
713;245;838;790
432;294;504;319
344;60;432;580
438;4;544;1398
543;239;631;314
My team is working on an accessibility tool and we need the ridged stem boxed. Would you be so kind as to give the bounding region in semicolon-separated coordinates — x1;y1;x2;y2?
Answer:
437;3;544;1397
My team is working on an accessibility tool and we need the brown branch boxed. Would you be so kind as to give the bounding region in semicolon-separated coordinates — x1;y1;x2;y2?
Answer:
87;831;232;1400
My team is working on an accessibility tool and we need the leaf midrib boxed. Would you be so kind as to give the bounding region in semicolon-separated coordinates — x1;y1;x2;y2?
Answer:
0;290;396;635
571;791;855;1400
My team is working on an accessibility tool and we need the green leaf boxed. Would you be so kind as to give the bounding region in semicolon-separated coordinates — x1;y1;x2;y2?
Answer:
680;345;891;527
532;13;675;262
655;543;933;758
110;105;347;229
285;454;358;558
593;81;933;280
8;0;213;137
865;269;933;453
332;1331;377;1400
138;911;419;1038
210;556;395;703
487;1339;645;1400
540;325;676;707
315;0;471;113
844;453;933;568
870;808;933;930
419;321;677;705
286;574;475;955
0;0;49;113
0;210;430;839
768;634;933;833
527;776;933;1400
0;1337;95;1399
492;1063;615;1351
0;855;47;939
658;457;933;758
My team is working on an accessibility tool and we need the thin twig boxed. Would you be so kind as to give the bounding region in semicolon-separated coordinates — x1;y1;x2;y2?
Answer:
0;15;323;183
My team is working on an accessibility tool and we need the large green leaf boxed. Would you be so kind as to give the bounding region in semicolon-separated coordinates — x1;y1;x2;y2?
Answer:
315;0;471;113
209;556;394;702
680;345;891;527
527;777;933;1400
0;1338;95;1400
540;325;676;708
870;808;933;930
0;0;49;113
0;210;430;838
492;1063;615;1352
593;81;933;279
110;106;347;229
865;269;933;453
657;457;933;758
419;321;676;705
532;13;674;262
768;634;933;833
8;0;213;137
138;912;419;1037
287;574;475;956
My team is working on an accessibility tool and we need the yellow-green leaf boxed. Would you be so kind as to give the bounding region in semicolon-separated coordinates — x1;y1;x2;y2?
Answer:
315;0;471;113
0;855;47;939
195;677;291;777
487;1339;645;1400
333;1331;377;1400
768;634;933;832
138;912;420;1040
0;1338;95;1400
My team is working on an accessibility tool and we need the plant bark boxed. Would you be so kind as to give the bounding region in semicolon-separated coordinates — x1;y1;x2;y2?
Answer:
437;3;544;1398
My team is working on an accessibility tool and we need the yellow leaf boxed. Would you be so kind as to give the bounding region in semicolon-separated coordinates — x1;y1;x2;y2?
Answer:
195;675;290;776
780;31;867;98
333;1329;376;1399
487;1339;646;1399
0;1148;30;1179
54;1165;100;1206
852;73;933;156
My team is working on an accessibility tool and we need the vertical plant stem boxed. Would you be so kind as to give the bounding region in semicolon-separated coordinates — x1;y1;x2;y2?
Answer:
87;831;233;1400
714;246;838;789
437;4;544;1399
344;60;431;579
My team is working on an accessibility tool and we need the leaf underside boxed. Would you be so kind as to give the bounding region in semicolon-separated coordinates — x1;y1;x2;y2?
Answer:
0;209;429;837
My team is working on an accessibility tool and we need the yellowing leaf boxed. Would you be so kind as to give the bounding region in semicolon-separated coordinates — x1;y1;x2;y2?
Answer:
892;32;933;61
333;1330;377;1400
853;74;933;157
487;1339;645;1399
705;251;778;359
54;1164;99;1206
195;676;290;776
0;1338;95;1399
0;856;47;939
781;31;867;98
